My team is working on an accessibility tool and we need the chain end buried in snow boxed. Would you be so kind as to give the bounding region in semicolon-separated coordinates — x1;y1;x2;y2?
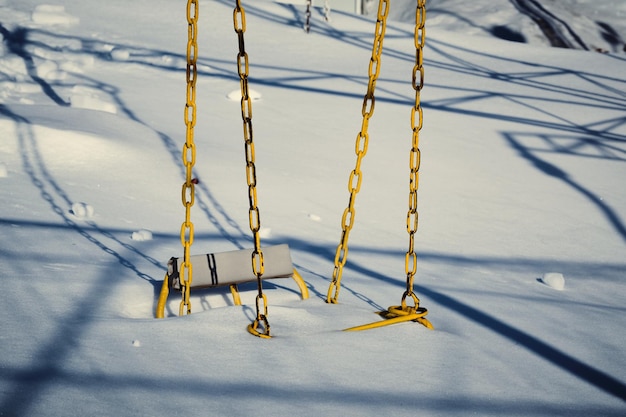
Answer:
247;316;272;339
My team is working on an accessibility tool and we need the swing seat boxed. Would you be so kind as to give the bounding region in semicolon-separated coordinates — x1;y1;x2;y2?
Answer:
156;244;308;318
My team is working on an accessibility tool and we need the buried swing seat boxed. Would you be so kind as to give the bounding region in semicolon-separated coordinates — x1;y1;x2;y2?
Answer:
156;244;309;318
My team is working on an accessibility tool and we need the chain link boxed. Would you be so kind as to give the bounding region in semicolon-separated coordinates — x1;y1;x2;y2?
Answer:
304;0;312;33
327;0;389;304
234;1;270;338
403;0;426;307
179;0;199;316
304;0;331;32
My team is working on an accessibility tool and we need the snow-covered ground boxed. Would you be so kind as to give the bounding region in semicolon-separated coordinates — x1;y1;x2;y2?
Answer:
1;1;625;416
388;0;626;53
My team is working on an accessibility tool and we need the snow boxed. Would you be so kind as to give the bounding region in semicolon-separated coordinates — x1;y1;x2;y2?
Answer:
70;202;95;219
131;229;153;242
1;0;625;416
541;272;565;291
31;5;79;26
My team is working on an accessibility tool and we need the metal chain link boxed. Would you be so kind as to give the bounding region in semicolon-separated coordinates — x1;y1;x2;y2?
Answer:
402;0;426;311
179;0;199;316
304;0;312;33
304;1;331;33
234;1;270;338
327;0;390;304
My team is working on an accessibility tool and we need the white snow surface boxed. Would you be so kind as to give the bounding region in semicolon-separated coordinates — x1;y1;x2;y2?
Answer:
1;1;625;416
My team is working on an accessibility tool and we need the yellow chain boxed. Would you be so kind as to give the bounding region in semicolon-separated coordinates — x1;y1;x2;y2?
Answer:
327;0;389;304
234;1;270;338
179;0;198;316
403;0;426;312
337;0;432;332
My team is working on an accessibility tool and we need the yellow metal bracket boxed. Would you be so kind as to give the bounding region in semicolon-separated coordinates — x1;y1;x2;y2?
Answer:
344;306;433;332
155;273;170;319
229;284;242;305
344;291;434;332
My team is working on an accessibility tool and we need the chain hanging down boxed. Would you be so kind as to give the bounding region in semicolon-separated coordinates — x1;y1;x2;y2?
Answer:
179;0;199;316
345;0;432;332
304;0;312;33
323;0;331;22
398;0;433;330
327;0;389;304
233;1;271;339
304;0;331;33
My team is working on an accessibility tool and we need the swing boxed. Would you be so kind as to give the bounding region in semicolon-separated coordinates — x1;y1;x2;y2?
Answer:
155;244;308;314
155;0;308;339
327;0;434;331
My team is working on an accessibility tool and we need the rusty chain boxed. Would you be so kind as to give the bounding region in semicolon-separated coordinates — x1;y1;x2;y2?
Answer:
402;0;426;311
233;1;271;338
179;0;198;316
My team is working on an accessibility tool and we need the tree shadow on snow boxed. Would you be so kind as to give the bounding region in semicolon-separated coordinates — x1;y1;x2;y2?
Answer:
0;104;169;416
503;131;626;245
301;239;626;402
2;5;626;413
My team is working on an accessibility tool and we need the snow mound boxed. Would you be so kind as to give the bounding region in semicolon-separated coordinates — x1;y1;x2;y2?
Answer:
131;229;153;241
541;272;566;291
33;60;64;81
0;162;7;178
110;47;130;61
308;213;322;222
227;88;262;101
69;86;117;114
31;5;79;26
70;202;95;219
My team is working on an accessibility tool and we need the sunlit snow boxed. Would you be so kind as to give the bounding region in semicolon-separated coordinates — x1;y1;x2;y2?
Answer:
1;1;625;416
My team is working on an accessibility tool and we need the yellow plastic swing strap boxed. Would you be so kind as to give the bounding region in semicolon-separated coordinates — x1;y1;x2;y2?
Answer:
179;0;199;316
327;0;390;304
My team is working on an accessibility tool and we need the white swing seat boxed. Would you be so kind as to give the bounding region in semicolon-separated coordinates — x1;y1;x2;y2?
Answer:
156;244;308;318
